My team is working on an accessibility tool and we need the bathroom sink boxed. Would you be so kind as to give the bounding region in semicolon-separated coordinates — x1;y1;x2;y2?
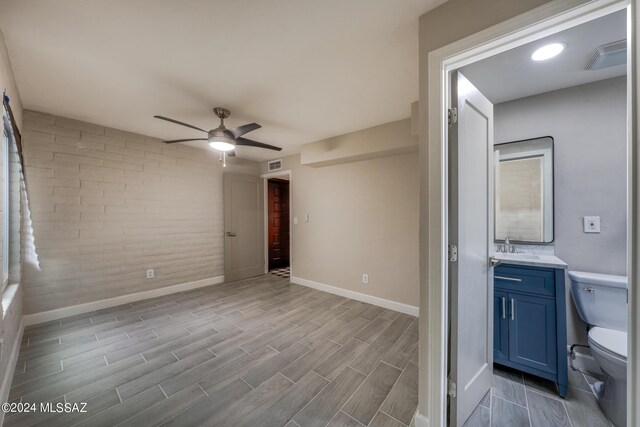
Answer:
499;253;540;260
491;252;568;269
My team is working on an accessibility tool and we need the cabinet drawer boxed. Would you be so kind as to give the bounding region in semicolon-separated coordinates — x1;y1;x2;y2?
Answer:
494;265;555;296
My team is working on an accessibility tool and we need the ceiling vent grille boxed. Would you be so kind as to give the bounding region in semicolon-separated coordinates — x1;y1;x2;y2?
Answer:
268;159;283;172
585;40;627;71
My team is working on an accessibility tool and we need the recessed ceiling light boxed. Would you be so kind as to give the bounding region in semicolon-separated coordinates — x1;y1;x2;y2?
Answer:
531;43;565;61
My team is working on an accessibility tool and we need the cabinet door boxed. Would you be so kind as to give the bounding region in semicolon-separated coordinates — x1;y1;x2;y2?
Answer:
494;290;509;362
508;293;557;374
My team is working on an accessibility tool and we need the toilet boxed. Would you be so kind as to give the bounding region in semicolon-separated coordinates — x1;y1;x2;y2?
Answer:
569;271;627;427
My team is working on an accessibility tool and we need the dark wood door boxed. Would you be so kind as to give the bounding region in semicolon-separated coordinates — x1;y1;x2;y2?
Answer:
268;179;290;270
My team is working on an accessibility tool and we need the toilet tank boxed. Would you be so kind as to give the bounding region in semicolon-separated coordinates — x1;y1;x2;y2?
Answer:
569;271;628;331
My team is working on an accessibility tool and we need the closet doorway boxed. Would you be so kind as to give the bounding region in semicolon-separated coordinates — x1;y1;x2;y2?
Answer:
267;178;290;272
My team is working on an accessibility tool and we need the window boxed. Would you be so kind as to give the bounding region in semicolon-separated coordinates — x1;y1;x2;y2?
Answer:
2;111;11;293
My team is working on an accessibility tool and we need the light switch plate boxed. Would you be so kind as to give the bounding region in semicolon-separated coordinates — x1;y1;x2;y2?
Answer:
584;216;601;233
293;216;298;225
305;213;310;223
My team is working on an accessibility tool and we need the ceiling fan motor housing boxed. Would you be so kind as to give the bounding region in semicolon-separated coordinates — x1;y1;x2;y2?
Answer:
209;128;235;140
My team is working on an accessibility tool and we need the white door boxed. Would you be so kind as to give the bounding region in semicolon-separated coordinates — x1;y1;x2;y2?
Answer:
224;173;265;282
448;71;494;426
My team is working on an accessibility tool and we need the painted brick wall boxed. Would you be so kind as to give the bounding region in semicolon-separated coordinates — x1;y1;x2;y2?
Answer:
21;111;227;314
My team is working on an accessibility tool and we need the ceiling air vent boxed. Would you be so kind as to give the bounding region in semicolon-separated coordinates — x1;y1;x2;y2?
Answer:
268;159;283;172
585;40;627;71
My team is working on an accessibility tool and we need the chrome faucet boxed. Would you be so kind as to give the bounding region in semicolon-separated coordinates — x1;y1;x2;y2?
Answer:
498;237;517;253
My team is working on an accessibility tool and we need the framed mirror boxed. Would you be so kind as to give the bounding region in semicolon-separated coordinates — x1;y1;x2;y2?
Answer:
494;136;554;244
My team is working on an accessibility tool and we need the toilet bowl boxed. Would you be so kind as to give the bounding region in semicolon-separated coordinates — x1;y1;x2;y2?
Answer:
588;326;627;427
569;271;627;427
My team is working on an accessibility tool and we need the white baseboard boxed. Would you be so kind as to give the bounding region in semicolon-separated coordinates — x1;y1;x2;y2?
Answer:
290;276;419;316
23;276;225;326
0;319;24;423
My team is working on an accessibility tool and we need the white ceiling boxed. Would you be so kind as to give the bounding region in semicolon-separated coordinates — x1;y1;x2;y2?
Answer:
0;0;447;161
461;10;627;104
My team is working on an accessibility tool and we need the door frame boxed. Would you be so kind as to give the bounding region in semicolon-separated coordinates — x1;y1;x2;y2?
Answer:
419;1;636;426
261;170;293;275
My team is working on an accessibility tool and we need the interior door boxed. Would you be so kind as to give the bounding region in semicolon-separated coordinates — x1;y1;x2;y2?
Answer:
224;173;264;282
268;179;290;270
448;71;494;426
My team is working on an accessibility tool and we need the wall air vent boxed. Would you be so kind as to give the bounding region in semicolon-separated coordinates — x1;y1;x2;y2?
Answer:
584;40;627;71
268;159;283;172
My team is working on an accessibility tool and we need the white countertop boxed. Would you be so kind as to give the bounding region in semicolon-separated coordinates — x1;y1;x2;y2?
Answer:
492;252;568;269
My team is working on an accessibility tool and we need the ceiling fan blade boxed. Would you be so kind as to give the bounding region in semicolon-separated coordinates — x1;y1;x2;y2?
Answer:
236;137;282;151
154;115;207;133
229;123;261;139
162;138;208;144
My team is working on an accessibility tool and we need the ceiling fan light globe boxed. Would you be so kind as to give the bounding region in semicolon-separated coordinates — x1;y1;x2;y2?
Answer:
209;139;235;152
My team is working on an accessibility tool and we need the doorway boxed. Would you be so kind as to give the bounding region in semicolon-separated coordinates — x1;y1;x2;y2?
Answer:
421;1;636;426
267;178;290;273
262;170;292;279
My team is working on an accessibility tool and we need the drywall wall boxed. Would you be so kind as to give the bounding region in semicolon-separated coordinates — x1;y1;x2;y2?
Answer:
0;25;22;413
495;77;627;345
417;0;589;422
0;28;21;128
260;150;419;308
21;111;258;314
301;118;418;167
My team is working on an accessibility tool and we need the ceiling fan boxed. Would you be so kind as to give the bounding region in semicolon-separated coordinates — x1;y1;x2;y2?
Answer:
153;107;282;162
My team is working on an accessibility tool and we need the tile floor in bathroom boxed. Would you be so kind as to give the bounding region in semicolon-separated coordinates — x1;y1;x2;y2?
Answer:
463;364;613;427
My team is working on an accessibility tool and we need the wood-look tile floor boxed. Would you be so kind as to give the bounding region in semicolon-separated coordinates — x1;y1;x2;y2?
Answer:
463;364;614;427
7;275;418;427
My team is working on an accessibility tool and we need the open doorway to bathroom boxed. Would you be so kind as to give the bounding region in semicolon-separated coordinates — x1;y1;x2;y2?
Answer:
443;6;630;427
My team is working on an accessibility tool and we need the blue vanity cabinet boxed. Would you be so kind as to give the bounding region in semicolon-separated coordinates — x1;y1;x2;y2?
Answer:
493;290;509;361
509;293;557;374
493;263;568;398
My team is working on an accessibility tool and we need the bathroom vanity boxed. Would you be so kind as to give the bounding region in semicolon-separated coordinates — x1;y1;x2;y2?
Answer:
492;254;568;397
491;136;570;397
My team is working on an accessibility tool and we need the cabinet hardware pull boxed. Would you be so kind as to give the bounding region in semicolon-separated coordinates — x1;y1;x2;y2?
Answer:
502;297;506;319
511;298;515;320
495;276;522;282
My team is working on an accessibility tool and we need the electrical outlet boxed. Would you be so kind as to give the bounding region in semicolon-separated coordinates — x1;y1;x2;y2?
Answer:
583;216;601;233
146;269;155;279
362;273;369;284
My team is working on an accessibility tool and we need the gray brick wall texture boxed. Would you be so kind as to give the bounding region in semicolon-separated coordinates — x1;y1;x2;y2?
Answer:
21;110;226;314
